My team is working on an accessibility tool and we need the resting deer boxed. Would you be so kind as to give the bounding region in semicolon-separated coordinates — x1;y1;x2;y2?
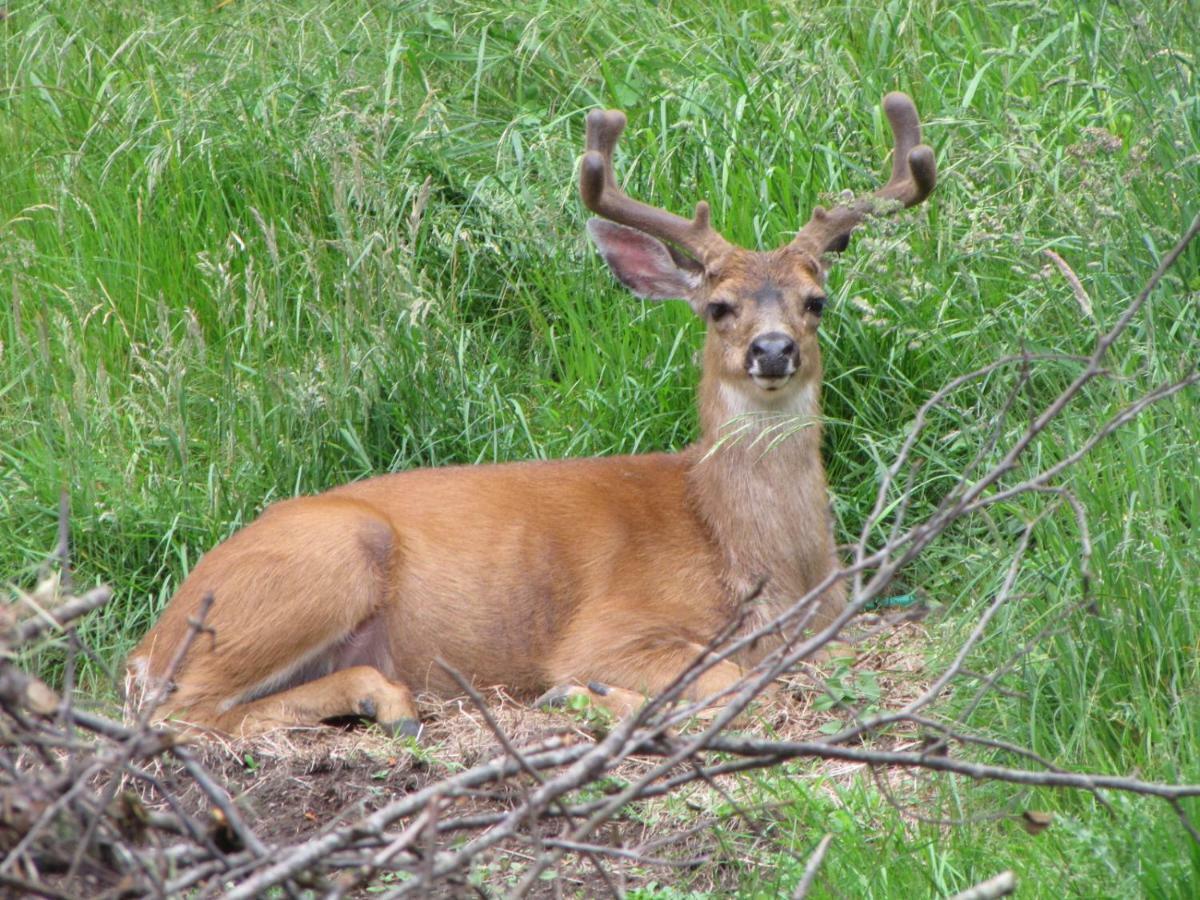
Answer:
126;93;935;737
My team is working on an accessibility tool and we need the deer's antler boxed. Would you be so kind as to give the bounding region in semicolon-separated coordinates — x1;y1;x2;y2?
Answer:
791;92;936;256
579;109;733;268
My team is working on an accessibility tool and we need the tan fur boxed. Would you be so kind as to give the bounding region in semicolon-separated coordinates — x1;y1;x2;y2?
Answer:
128;97;934;736
127;251;841;736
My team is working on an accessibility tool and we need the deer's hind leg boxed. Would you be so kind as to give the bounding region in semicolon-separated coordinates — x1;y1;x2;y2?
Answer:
130;496;419;737
187;665;420;738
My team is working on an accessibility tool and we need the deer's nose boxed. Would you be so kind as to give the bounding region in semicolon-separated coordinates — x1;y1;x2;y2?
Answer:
746;332;798;378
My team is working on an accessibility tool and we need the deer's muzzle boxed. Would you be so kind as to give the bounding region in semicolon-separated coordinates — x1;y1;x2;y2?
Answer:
746;332;799;384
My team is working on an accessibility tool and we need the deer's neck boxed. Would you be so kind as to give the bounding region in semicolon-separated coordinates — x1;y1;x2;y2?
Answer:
687;367;839;656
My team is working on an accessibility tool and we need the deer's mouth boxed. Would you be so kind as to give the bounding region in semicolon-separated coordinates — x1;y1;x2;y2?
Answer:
750;372;793;391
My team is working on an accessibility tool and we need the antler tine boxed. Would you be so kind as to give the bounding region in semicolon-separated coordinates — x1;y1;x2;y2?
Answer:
580;109;731;267
792;91;936;256
879;92;936;204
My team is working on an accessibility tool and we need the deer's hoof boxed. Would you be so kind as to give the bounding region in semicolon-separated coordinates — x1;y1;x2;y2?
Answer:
535;685;574;710
381;717;422;739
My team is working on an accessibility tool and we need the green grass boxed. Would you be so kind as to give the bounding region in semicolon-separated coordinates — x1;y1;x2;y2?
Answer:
2;0;1198;895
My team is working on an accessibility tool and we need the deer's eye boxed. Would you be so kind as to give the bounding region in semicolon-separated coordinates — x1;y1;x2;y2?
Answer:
805;295;827;316
707;302;736;322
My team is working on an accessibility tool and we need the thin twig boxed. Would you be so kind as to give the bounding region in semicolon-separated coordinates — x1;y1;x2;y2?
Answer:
791;833;832;900
948;870;1016;900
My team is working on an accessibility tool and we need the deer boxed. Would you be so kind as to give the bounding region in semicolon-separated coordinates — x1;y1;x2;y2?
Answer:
126;93;935;738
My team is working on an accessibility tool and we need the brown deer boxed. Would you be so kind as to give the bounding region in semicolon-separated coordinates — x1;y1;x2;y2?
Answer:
126;93;935;737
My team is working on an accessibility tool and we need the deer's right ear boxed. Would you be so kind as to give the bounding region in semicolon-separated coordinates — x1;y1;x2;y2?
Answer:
587;219;703;303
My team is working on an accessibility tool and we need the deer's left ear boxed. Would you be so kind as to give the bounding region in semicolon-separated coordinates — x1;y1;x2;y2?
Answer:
587;219;703;303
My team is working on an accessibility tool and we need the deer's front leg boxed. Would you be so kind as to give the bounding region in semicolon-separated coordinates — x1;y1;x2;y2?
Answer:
538;636;749;719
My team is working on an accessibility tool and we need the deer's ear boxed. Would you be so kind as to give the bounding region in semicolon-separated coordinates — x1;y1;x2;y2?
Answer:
587;219;703;302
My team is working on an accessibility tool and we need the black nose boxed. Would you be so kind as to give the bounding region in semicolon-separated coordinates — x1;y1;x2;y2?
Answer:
747;332;798;378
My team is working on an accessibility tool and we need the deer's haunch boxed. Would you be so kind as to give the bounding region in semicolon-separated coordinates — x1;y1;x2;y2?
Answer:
126;94;936;736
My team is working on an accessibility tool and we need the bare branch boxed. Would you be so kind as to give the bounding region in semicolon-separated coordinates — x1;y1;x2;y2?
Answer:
948;870;1017;900
791;833;832;900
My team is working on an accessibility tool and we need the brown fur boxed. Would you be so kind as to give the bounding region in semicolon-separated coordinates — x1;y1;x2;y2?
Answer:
128;97;934;736
127;250;841;736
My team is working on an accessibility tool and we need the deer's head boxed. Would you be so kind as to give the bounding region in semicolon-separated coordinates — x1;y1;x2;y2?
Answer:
582;93;935;410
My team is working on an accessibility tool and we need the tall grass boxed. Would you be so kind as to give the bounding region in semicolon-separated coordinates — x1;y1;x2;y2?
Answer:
2;0;1197;894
